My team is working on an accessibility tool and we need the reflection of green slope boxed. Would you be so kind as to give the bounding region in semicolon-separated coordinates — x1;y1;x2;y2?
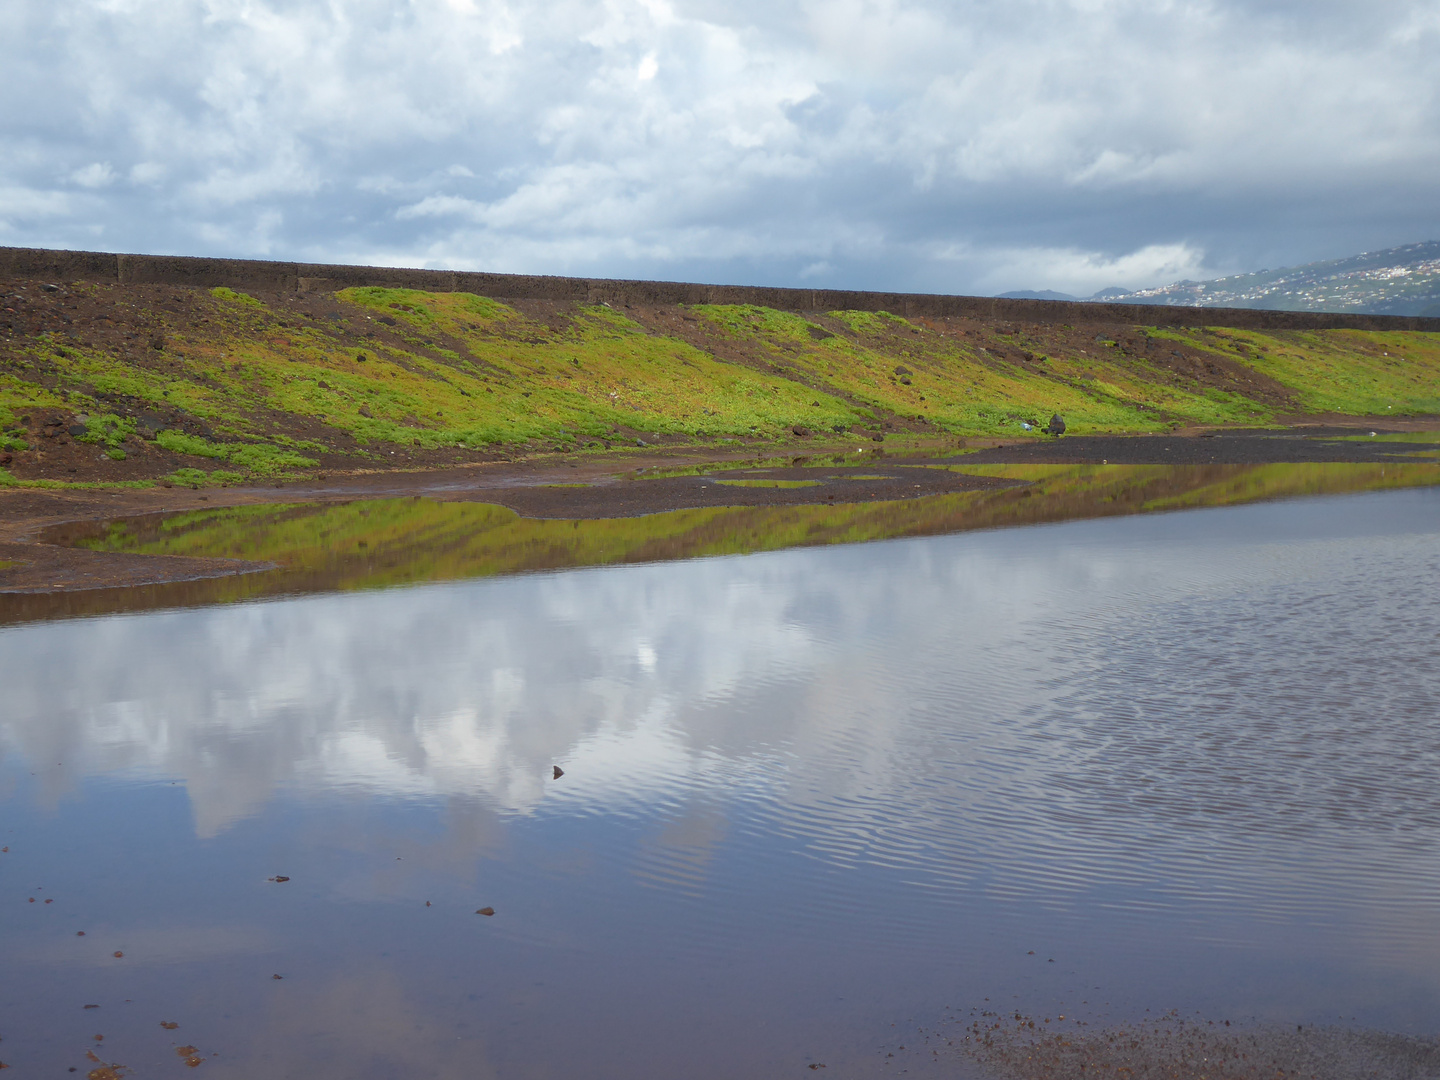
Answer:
73;463;1440;602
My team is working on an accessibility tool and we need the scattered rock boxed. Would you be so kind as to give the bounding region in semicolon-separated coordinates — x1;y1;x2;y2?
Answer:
42;283;60;292
894;365;912;376
68;424;87;437
791;425;810;437
1047;414;1066;436
358;406;372;418
871;433;885;442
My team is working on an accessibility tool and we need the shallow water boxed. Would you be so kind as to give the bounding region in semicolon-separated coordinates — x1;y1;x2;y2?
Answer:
2;487;1439;1078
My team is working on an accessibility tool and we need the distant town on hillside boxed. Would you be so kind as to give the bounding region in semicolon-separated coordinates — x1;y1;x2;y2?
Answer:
1000;241;1440;316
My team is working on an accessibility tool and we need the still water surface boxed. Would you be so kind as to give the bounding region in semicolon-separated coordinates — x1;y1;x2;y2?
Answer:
2;487;1439;1078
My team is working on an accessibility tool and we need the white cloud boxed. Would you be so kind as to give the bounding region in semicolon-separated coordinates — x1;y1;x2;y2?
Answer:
0;0;1437;289
976;241;1215;298
70;162;116;188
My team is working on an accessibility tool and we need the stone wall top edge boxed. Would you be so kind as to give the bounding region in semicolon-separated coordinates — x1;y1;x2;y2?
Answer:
2;245;1437;333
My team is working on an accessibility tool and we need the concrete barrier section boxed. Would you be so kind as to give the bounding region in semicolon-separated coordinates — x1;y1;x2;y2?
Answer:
4;244;1438;334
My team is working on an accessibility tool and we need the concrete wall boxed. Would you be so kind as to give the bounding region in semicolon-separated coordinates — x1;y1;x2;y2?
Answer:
5;244;1440;334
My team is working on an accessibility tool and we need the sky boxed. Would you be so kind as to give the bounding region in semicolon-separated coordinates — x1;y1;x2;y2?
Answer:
2;0;1438;296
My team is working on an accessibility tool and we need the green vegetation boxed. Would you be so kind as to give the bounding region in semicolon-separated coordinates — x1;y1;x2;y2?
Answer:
210;286;266;309
1;279;1436;487
153;431;317;473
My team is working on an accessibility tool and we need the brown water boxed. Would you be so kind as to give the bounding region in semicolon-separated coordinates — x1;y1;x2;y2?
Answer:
1;485;1439;1078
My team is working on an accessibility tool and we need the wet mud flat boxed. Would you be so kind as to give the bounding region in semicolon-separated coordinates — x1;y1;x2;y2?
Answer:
908;1010;1440;1080
961;420;1440;465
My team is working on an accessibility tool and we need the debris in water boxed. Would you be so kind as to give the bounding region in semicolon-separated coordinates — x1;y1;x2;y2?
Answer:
268;876;290;883
113;952;123;959
272;974;283;980
160;1022;179;1030
553;766;564;779
476;907;495;916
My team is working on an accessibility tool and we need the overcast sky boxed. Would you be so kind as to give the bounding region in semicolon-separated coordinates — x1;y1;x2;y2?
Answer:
2;1;1438;295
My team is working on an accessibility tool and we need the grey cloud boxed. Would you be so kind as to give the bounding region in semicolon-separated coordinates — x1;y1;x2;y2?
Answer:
1;0;1437;294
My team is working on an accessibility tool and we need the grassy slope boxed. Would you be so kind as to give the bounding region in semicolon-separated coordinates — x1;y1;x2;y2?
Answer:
2;281;1438;488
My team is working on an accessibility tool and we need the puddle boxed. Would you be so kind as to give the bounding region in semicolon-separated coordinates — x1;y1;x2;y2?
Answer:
1;480;1439;1077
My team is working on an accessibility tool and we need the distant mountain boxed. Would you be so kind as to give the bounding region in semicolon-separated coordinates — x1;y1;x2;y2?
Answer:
995;289;1082;301
1095;241;1440;316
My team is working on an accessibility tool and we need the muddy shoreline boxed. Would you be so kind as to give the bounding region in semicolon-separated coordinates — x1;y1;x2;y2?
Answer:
2;422;1436;602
